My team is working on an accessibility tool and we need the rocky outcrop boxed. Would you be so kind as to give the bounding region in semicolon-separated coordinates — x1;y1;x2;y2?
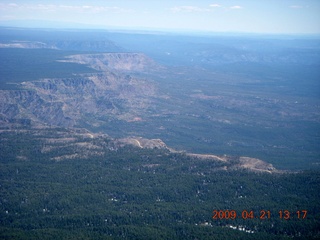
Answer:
186;153;279;173
236;157;276;173
117;137;168;149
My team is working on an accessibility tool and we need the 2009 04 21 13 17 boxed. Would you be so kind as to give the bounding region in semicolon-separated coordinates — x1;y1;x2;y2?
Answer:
212;210;307;220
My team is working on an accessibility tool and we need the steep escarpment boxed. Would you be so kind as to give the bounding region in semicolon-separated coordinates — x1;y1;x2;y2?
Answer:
0;73;155;128
0;52;158;128
0;89;74;127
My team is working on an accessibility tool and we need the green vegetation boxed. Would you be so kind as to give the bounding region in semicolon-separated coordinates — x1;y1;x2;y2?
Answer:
0;130;319;239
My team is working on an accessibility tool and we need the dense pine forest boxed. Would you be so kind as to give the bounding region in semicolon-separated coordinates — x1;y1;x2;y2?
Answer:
1;129;319;239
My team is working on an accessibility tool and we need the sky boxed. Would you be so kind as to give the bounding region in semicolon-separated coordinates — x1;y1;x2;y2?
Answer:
0;0;320;34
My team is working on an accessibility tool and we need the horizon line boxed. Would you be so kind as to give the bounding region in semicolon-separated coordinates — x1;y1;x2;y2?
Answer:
1;21;320;38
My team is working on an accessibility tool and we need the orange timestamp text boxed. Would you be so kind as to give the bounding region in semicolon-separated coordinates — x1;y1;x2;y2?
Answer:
212;210;307;220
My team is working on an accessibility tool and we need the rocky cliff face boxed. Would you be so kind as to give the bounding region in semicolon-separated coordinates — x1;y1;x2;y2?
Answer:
0;53;157;128
0;89;73;127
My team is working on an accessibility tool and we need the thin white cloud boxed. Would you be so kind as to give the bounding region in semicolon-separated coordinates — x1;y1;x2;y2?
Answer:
59;5;102;12
32;4;56;11
171;5;211;13
209;4;221;8
230;5;243;9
